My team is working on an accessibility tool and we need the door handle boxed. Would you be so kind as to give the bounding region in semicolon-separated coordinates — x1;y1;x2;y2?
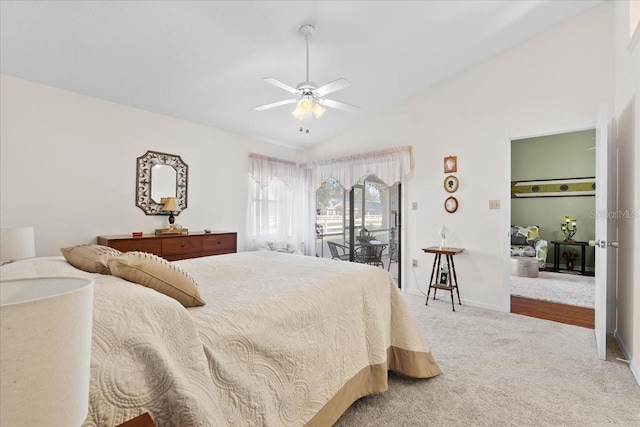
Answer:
588;240;605;248
588;240;619;248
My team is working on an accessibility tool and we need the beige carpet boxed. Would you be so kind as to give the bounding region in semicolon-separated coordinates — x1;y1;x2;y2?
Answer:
510;271;594;308
335;293;640;427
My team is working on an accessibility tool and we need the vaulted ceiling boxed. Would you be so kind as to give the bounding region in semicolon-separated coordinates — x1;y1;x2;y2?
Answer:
0;1;603;149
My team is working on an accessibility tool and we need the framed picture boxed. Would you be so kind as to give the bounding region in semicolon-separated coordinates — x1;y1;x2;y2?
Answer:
439;271;449;285
444;196;459;213
444;156;457;173
511;177;595;198
444;175;459;193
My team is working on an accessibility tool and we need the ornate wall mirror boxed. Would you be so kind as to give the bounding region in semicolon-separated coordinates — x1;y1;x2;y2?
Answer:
136;150;188;215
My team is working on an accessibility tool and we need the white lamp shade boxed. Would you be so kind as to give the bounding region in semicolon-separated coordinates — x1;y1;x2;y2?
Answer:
0;226;35;262
1;277;94;426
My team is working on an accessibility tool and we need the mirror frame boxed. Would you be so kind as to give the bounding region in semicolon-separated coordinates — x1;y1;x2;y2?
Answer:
136;150;188;215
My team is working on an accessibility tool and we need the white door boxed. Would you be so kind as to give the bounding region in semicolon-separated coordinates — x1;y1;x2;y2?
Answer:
591;105;616;360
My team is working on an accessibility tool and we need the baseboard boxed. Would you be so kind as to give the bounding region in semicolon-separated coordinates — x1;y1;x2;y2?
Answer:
613;330;640;387
460;298;503;311
403;289;502;312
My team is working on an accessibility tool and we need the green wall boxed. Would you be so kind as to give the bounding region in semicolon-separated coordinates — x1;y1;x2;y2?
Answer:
511;129;596;269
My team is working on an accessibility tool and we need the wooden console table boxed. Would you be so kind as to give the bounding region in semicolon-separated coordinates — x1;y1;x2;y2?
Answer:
422;246;465;311
550;240;594;276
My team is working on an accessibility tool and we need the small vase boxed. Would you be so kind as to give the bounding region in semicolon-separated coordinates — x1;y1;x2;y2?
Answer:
567;259;575;271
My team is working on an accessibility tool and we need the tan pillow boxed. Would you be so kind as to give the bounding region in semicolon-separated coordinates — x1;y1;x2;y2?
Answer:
108;252;205;307
61;244;122;275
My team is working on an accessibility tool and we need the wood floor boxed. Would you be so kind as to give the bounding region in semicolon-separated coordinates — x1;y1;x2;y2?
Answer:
511;295;594;329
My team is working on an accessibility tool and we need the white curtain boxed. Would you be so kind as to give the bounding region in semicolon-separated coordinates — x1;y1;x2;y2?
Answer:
302;146;413;256
249;153;299;189
247;154;300;250
247;147;412;255
309;146;413;190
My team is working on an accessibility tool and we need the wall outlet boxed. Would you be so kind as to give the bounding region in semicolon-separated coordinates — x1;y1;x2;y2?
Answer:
489;199;501;209
412;259;418;267
412;202;418;210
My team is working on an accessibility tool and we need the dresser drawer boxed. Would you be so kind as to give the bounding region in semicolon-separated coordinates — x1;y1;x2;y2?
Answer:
162;236;203;256
201;233;237;252
107;239;162;256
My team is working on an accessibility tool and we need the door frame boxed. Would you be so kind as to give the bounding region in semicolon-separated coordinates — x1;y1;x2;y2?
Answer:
346;180;403;288
503;123;600;313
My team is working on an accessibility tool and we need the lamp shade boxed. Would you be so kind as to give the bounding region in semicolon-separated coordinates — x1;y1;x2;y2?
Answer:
161;197;180;212
0;277;94;426
0;226;35;263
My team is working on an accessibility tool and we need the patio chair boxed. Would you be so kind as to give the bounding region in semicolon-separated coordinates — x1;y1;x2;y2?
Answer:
355;244;385;268
327;241;350;261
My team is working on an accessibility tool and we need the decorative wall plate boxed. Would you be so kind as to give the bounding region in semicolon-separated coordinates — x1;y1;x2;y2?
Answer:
444;175;459;193
444;196;459;213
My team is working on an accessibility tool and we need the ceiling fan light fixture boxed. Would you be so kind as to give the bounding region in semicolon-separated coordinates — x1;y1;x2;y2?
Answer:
256;23;359;118
292;108;305;120
298;98;312;113
311;102;326;119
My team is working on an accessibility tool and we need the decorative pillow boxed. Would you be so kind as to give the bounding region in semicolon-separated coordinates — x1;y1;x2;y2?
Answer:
511;225;540;245
60;244;122;275
108;252;205;307
524;225;541;242
510;228;528;246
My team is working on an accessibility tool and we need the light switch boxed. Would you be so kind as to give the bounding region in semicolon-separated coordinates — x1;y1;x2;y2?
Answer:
489;200;501;210
412;202;418;210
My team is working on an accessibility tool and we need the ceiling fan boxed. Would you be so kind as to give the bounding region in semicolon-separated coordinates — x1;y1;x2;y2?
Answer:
255;24;359;120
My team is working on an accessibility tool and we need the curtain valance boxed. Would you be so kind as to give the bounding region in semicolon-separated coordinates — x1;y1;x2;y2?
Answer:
307;146;413;190
249;153;299;189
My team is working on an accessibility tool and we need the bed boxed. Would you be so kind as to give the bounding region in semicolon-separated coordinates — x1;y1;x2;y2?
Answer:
0;251;441;426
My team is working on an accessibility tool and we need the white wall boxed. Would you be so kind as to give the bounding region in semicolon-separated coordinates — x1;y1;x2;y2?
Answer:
0;74;302;256
613;0;640;384
304;4;614;310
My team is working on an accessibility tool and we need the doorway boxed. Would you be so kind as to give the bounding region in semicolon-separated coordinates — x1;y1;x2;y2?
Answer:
315;176;401;287
509;129;596;327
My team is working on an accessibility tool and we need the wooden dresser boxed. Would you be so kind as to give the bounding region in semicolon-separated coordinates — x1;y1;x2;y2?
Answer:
97;231;237;261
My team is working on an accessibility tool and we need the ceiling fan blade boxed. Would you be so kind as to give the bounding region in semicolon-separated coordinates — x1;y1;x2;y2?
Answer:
314;78;351;97
262;77;299;94
317;98;360;113
255;99;297;111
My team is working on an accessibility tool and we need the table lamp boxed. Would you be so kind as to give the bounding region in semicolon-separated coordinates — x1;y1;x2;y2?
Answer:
0;226;35;265
161;197;180;228
0;276;94;426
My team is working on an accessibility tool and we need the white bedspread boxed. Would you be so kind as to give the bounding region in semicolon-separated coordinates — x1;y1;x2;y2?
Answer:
1;253;440;426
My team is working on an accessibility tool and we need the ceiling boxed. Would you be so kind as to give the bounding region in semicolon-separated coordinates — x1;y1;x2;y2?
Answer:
0;1;603;149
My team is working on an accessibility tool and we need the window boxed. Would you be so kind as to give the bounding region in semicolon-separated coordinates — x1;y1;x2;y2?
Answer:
247;153;299;249
249;177;293;241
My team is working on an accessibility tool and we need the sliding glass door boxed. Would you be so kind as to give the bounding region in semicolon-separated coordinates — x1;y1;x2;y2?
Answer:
316;175;401;287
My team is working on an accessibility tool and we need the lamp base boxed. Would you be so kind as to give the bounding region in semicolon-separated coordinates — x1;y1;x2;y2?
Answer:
155;228;188;236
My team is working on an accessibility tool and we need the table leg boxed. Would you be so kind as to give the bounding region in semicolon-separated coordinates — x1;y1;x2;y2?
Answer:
433;254;442;301
446;255;455;311
450;255;462;306
426;253;438;305
553;243;560;271
580;245;586;275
